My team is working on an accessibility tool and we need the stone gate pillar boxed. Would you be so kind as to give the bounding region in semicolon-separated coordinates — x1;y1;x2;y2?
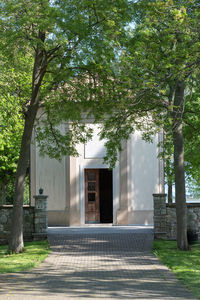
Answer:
33;190;48;240
153;193;167;239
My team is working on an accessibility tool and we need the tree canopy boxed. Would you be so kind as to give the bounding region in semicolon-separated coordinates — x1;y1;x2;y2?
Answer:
0;0;133;253
1;0;200;252
0;55;27;203
88;0;200;250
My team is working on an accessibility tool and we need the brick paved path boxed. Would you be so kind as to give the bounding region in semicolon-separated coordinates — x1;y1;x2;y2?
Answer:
0;226;196;300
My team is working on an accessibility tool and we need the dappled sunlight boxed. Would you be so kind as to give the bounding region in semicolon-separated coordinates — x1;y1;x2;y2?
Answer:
33;126;161;228
0;228;195;299
130;132;159;212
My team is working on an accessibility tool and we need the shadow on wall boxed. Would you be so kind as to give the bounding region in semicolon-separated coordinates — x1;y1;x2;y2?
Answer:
36;130;159;226
130;132;159;211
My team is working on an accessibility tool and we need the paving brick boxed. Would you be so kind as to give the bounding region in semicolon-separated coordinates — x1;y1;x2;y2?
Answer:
0;226;196;299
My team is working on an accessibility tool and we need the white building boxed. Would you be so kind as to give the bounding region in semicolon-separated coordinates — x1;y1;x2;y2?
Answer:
30;123;164;226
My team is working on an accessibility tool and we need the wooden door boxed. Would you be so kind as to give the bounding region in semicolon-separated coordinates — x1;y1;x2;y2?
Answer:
85;169;100;223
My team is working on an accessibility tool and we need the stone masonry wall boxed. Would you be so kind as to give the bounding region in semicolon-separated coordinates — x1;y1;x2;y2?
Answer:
0;194;48;245
153;194;167;239
0;206;34;245
153;194;200;240
33;195;48;240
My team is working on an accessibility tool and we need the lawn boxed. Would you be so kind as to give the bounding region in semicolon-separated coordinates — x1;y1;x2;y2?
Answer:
0;240;50;273
153;240;200;300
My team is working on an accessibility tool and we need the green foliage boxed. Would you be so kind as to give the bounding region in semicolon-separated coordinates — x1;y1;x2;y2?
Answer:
1;0;133;160
184;91;200;192
91;0;200;172
2;0;200;202
23;176;30;205
153;240;200;299
0;81;24;203
0;91;24;184
0;51;32;203
0;240;50;273
0;0;133;207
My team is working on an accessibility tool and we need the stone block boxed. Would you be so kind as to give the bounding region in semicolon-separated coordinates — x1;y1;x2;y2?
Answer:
154;232;167;240
160;209;166;215
24;226;34;233
154;215;163;220
37;213;46;219
193;207;200;213
0;214;8;224
188;221;198;231
4;224;11;231
193;214;198;221
24;215;33;224
154;209;161;216
32;233;47;241
160;227;167;232
170;209;176;216
0;232;7;239
0;197;47;244
154;224;162;231
34;218;40;224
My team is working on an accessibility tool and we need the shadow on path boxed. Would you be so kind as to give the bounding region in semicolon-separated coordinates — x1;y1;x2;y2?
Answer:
0;226;196;300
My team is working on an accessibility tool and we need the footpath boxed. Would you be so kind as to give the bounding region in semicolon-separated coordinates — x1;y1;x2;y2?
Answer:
0;226;196;300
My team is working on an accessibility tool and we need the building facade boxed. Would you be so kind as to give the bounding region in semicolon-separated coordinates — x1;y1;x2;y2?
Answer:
30;124;164;226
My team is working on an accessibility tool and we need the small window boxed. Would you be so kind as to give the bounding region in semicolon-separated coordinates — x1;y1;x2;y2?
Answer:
88;193;95;202
88;171;96;181
88;182;96;191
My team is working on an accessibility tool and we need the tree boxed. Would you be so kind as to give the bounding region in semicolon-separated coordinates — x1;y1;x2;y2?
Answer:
0;0;132;253
184;92;200;194
0;56;28;204
0;95;23;204
86;0;200;250
156;86;200;204
161;89;200;204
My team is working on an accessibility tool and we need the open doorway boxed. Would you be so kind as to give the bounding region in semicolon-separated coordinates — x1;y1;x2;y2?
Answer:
85;169;113;224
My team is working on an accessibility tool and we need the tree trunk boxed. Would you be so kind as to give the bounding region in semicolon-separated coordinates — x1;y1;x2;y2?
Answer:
8;31;46;253
0;183;7;205
168;181;173;204
172;80;189;250
8;107;38;253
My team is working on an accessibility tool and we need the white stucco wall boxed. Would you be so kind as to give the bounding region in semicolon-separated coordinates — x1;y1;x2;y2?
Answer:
128;131;159;212
75;124;120;225
32;122;162;225
36;152;66;211
84;126;107;158
35;125;67;211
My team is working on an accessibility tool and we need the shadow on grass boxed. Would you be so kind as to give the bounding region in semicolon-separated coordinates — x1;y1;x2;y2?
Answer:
0;240;50;273
153;240;200;300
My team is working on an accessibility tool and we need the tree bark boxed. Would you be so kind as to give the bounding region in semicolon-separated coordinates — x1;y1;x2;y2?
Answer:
0;183;7;205
168;181;173;204
8;31;46;253
172;80;189;250
8;107;38;253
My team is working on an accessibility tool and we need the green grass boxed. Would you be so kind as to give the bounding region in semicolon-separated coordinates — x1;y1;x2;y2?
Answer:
0;240;50;273
153;240;200;299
